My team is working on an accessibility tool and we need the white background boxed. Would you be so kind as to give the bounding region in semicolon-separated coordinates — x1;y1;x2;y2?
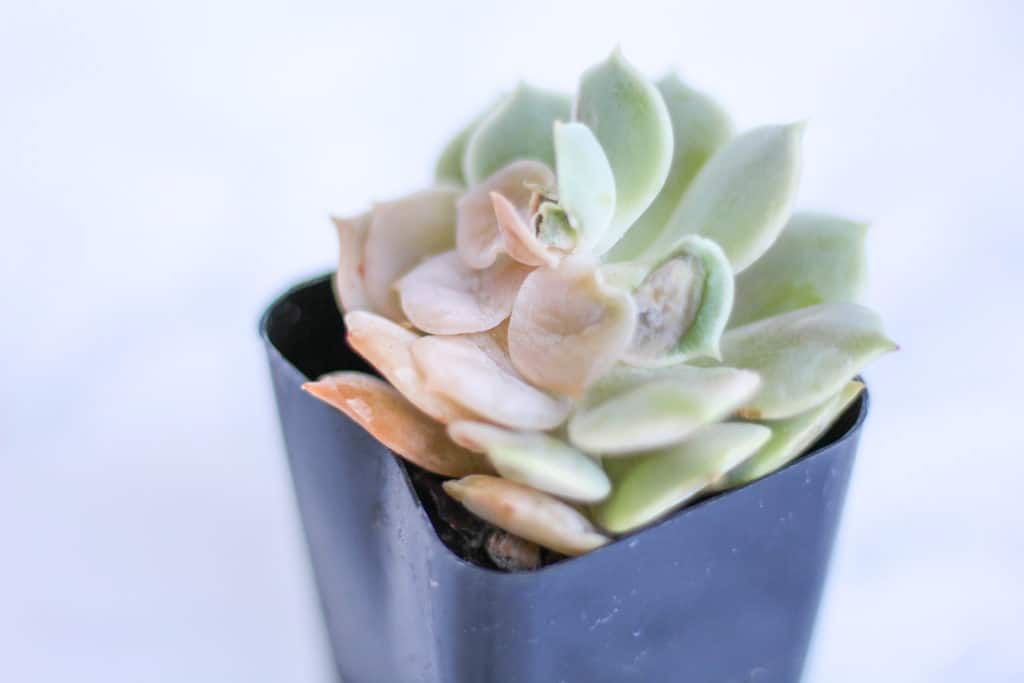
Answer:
2;1;1022;681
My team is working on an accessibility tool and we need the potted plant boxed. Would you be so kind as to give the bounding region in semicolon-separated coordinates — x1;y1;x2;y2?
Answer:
262;49;895;682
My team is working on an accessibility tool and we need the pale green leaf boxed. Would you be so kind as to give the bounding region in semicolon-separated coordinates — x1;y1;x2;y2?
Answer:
434;100;499;186
575;49;673;253
463;84;571;186
623;235;734;366
641;123;804;272
443;475;611;556
448;422;611;503
568;365;760;455
723;381;864;488
730;212;869;327
593;423;771;534
553;121;616;251
720;303;896;419
607;74;733;261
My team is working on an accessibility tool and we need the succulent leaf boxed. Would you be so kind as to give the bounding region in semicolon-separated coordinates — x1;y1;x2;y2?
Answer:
553;121;616;251
508;258;637;396
720;303;896;419
434;101;499;186
344;311;474;424
456;160;556;269
443;475;611;556
730;212;869;327
723;381;864;488
463;84;572;186
302;372;491;478
410;330;571;431
607;74;733;262
330;212;372;313
362;187;460;321
568;365;761;455
396;251;531;335
448;421;611;503
490;193;566;267
593;422;771;534
623;235;734;366
642;124;804;272
574;49;674;253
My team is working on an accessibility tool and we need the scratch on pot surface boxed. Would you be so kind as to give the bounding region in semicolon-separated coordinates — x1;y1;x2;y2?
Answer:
589;606;620;631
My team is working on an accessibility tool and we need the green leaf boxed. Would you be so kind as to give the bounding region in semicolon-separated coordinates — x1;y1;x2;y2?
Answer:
593;423;771;534
434;103;493;186
463;84;571;186
606;74;733;261
575;49;673;254
641;123;804;272
568;364;760;455
623;235;734;366
723;381;864;488
443;475;610;556
553;121;616;251
720;303;896;419
448;421;611;503
730;212;869;327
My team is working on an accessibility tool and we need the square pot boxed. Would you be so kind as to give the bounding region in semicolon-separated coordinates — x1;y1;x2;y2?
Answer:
261;274;866;683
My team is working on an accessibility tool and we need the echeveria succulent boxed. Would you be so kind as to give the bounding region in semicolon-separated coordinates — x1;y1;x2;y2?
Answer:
305;49;896;560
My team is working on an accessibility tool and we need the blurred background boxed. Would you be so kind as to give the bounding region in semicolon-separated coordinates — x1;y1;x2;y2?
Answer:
2;1;1021;680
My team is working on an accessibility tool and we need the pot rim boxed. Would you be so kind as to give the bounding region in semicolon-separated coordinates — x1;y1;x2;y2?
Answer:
260;272;869;578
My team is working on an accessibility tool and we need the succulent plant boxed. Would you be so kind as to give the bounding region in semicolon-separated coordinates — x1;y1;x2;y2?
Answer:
304;49;896;563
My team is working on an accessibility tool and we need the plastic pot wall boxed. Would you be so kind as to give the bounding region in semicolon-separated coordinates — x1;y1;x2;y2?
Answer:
261;274;866;683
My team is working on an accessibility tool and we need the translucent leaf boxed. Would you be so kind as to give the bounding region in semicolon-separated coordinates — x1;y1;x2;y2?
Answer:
410;330;571;431
456;160;555;269
720;303;896;419
593;422;771;534
723;381;864;488
489;192;563;268
396;250;532;335
575;49;674;253
623;235;734;366
553;121;616;251
362;187;459;321
330;212;372;313
642;123;804;273
434;100;499;186
568;364;760;455
730;212;869;327
447;421;611;503
508;258;637;396
344;311;474;424
463;84;571;186
607;74;733;262
302;372;491;478
443;475;610;556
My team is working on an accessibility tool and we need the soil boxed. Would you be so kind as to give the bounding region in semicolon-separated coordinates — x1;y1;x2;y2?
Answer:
405;464;564;571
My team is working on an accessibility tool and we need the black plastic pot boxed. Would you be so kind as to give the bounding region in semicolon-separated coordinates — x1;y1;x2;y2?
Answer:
261;274;867;683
